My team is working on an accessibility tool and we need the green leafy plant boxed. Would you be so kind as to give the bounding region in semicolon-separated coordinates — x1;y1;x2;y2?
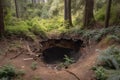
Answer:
97;46;120;69
63;55;75;67
94;46;120;80
57;55;75;69
0;65;16;80
93;67;107;80
0;64;25;80
106;70;120;80
64;55;75;64
67;26;120;42
30;62;38;70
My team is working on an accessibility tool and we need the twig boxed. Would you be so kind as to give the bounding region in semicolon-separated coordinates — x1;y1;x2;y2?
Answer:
65;70;80;80
26;44;34;55
23;58;33;61
10;52;23;60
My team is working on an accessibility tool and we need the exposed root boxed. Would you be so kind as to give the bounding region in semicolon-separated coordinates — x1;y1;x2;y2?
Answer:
65;70;80;80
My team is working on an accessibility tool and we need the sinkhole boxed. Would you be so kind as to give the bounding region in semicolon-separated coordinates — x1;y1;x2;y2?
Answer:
42;46;75;64
40;39;83;65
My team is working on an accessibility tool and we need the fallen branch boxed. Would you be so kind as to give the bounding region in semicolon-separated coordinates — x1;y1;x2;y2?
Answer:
25;43;40;60
26;44;34;56
23;58;33;61
10;52;23;60
65;70;80;80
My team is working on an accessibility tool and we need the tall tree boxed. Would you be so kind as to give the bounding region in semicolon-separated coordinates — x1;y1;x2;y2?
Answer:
0;0;4;37
14;0;27;18
105;0;112;28
32;0;37;5
15;0;19;18
64;0;72;27
83;0;95;28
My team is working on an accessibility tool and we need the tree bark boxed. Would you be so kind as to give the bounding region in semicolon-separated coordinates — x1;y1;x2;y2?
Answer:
105;0;112;28
83;0;95;28
0;0;4;37
64;0;72;28
32;0;36;5
15;0;19;18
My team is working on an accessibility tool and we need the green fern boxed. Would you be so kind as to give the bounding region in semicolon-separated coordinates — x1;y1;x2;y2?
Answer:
97;46;120;69
106;70;120;80
94;46;120;80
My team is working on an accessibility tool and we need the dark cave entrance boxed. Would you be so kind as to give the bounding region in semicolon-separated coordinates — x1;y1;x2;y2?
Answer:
39;38;83;66
42;46;80;64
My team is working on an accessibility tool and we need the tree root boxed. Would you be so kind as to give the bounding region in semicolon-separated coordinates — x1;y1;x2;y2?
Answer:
65;70;80;80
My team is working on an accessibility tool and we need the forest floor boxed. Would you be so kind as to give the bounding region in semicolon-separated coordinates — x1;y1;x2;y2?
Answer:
0;37;105;80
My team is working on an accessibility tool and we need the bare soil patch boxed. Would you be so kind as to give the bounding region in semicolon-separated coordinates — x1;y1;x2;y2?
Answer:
0;38;99;80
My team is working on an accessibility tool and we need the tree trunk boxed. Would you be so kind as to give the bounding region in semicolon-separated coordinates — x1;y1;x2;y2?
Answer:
64;0;72;28
32;0;34;4
0;0;4;37
32;0;36;5
105;0;112;28
15;0;19;18
83;0;95;28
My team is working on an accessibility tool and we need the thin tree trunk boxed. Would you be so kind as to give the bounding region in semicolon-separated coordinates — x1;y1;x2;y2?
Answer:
83;0;95;28
15;0;19;18
64;0;67;21
42;0;45;3
0;0;4;37
68;0;72;26
32;0;34;4
105;0;112;28
64;0;72;28
32;0;36;5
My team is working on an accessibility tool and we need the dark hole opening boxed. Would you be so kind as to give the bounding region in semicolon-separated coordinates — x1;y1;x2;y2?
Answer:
42;46;78;64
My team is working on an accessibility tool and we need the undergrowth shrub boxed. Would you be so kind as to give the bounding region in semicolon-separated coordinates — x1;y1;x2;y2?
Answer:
110;4;120;25
95;3;120;25
30;62;38;71
93;46;120;80
102;35;120;45
4;16;67;39
28;17;47;38
5;20;37;40
67;26;120;42
93;67;107;80
58;55;75;69
0;65;16;79
95;5;106;24
0;64;25;80
63;55;75;66
5;20;30;35
97;46;120;69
